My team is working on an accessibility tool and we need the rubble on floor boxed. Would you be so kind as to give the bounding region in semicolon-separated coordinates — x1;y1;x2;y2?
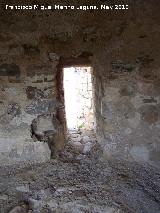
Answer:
0;148;160;213
67;129;97;155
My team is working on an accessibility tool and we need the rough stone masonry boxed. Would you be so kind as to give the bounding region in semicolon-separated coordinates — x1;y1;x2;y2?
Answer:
0;0;160;168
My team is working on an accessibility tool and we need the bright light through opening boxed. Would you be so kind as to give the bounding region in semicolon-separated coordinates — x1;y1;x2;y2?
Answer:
63;67;94;131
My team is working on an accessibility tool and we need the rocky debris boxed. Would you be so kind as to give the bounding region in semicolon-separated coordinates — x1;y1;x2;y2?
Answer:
8;204;29;213
1;156;160;213
67;129;97;155
68;140;84;153
83;142;93;154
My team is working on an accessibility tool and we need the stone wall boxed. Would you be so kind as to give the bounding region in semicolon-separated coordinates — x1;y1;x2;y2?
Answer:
99;63;160;166
0;0;160;166
0;51;58;165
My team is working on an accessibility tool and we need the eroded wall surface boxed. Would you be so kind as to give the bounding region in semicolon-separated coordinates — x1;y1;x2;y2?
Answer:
0;0;160;166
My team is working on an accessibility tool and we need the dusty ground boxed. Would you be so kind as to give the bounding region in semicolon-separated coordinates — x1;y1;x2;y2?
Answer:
0;144;160;213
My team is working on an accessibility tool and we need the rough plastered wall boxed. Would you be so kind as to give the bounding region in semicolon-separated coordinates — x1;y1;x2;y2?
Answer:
0;40;58;165
0;0;160;166
95;2;160;167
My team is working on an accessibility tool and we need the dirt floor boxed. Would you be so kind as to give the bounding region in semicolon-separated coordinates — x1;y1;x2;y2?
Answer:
0;143;160;213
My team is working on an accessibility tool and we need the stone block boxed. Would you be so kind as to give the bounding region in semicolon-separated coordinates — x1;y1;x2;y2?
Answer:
130;145;149;162
25;100;57;114
26;86;44;100
137;81;154;96
7;103;21;118
143;98;157;104
48;52;59;61
0;102;5;116
116;97;135;119
111;60;137;73
32;114;61;137
0;139;51;166
26;64;53;77
128;112;141;128
31;114;65;156
8;205;28;213
119;85;136;97
104;87;119;103
140;105;159;125
0;63;20;78
135;55;154;68
8;45;24;56
26;86;54;100
23;44;40;56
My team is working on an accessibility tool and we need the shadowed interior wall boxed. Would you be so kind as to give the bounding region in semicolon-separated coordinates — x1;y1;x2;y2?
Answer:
0;0;160;166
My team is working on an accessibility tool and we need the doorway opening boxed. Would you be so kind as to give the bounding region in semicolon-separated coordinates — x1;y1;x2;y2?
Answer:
63;66;94;131
63;66;96;153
